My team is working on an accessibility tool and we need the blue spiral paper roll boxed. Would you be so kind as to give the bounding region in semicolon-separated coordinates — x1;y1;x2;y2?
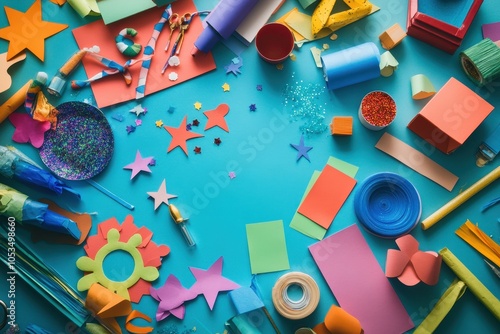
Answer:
321;42;381;90
354;172;421;238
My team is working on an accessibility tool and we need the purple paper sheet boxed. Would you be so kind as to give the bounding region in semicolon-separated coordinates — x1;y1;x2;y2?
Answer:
482;22;500;42
205;0;259;38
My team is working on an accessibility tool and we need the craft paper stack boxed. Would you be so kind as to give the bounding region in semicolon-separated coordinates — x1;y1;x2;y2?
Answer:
406;0;484;53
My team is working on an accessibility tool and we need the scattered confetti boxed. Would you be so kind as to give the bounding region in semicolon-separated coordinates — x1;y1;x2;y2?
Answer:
222;83;230;92
186;123;192;131
290;135;313;162
249;104;257;112
330;33;338;40
290;53;297;61
283;74;328;134
167;106;176;114
123;150;153;179
322;43;330;50
155;120;164;127
168;72;178;81
194;146;202;154
149;158;156;166
135;119;142;126
168;55;180;66
214;137;222;146
192;119;200;126
112;113;124;122
256;84;263;91
147;179;177;210
194;102;202;110
276;64;284;70
228;171;236;179
126;125;136;134
130;104;147;116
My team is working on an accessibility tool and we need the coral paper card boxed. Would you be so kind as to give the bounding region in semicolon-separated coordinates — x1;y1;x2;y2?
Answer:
72;0;216;108
407;77;494;154
309;224;414;334
297;164;356;229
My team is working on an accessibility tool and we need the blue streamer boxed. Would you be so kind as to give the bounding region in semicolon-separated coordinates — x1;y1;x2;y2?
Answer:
354;172;421;238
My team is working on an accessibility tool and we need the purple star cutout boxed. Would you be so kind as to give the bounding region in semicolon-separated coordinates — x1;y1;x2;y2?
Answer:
188;257;240;310
290;135;313;162
256;84;263;91
123;150;153;179
224;56;243;76
249;104;257;112
148;158;156;166
126;125;136;134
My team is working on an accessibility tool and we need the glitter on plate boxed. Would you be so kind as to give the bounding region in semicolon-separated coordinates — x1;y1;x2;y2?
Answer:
39;101;114;180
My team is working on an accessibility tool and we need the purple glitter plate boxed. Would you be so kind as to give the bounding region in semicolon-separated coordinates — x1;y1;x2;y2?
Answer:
39;101;114;180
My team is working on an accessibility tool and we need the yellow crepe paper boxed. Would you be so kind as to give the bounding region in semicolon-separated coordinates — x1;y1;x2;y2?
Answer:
456;220;500;267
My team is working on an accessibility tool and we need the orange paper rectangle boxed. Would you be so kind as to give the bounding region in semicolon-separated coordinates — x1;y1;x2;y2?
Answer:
72;0;216;108
330;116;353;135
456;220;500;267
297;164;357;229
375;132;459;191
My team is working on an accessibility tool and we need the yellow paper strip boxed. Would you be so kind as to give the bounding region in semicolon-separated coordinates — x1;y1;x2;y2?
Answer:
311;0;337;36
456;220;500;267
324;0;373;31
439;248;500;320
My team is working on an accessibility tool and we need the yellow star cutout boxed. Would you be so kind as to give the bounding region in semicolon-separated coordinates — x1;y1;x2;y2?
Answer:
194;102;202;110
155;120;164;127
0;0;68;61
222;83;230;92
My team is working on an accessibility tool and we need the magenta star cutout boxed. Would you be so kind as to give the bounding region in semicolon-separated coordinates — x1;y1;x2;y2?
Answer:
150;274;197;321
164;116;204;155
147;179;177;210
188;257;240;310
123;150;153;179
9;113;51;148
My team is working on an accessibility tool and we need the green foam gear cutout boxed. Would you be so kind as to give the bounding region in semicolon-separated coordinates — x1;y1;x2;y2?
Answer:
115;28;142;57
76;228;159;300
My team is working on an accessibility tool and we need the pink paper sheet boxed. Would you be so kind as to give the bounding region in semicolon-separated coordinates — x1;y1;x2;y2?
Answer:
309;224;414;334
72;0;216;108
297;164;356;229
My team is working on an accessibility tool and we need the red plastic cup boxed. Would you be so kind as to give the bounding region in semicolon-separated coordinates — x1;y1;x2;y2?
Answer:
255;23;294;64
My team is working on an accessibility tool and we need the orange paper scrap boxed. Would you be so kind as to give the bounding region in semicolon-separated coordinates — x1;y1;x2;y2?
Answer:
298;164;357;229
456;220;500;268
375;132;459;191
0;52;27;93
312;305;363;334
330;116;353;135
72;0;216;108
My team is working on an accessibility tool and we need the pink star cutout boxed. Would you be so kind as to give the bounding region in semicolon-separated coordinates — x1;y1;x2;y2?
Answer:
150;274;197;321
147;179;177;210
9;112;51;148
203;103;230;132
164;116;204;155
189;256;240;310
123;150;153;179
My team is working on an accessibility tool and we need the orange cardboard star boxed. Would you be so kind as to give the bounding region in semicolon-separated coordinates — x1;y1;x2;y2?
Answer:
0;0;68;61
204;103;230;132
164;116;204;155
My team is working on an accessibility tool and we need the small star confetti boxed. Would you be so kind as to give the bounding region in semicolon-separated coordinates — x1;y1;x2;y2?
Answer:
194;102;202;110
194;146;202;154
228;171;236;179
130;104;147;116
214;137;222;146
167;106;175;114
256;84;262;91
135;119;142;126
330;33;338;40
155;120;164;127
186;123;192;131
249;104;257;112
222;83;230;92
276;64;284;70
126;125;136;134
290;135;313;162
224;56;243;76
149;158;156;166
290;53;297;61
192;119;200;126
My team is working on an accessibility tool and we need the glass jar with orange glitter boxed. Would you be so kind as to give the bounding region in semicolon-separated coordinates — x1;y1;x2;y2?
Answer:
358;91;397;130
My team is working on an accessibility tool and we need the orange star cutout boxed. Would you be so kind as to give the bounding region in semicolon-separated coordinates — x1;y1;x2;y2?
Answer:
164;116;204;155
204;103;230;132
0;0;68;61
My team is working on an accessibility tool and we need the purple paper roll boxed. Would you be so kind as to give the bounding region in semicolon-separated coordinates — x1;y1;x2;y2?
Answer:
321;42;381;90
193;0;259;54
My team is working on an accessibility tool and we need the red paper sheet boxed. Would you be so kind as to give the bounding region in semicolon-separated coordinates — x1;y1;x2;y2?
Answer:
309;224;414;334
297;164;356;229
72;0;216;108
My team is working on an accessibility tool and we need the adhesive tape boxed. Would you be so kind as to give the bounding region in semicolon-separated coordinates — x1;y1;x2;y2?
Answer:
272;272;320;320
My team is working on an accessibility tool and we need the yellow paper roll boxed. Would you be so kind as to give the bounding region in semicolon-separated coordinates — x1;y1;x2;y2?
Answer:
421;166;500;230
272;272;320;320
0;80;32;124
311;0;337;36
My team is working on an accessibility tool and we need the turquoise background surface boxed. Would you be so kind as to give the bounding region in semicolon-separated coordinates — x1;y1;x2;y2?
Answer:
1;0;499;333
